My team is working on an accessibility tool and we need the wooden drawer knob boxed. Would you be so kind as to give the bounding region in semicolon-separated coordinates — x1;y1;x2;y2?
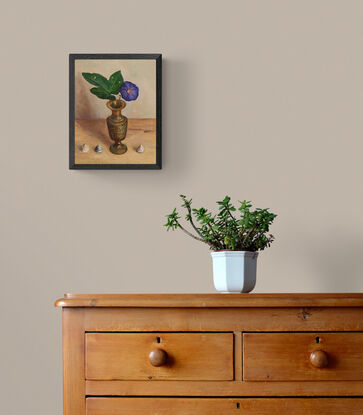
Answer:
310;350;329;368
149;349;168;367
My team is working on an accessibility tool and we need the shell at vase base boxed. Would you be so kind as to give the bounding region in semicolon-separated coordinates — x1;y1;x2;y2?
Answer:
136;144;144;153
80;144;89;153
94;144;103;153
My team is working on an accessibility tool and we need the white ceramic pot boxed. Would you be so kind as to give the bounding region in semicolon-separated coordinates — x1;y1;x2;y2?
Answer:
211;251;258;293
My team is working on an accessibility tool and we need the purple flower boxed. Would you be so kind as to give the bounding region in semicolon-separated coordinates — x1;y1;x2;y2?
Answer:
120;81;139;101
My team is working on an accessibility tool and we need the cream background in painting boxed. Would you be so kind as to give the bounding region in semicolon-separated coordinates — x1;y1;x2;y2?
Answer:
75;59;156;119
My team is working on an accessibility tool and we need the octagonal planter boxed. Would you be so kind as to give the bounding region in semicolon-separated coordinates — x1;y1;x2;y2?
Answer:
211;251;258;293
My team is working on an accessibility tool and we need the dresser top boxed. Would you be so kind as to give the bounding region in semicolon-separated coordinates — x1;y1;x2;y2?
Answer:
55;293;363;308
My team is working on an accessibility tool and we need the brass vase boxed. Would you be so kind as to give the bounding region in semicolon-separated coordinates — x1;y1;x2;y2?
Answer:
106;99;128;154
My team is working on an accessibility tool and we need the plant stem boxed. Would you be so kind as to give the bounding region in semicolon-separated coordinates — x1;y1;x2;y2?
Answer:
242;227;255;246
206;222;223;249
185;204;204;240
251;230;266;245
176;220;215;249
226;207;240;233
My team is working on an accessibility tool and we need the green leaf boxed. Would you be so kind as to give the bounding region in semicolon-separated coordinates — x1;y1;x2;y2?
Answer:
90;87;113;100
82;72;99;86
164;196;276;252
109;70;124;94
82;73;111;92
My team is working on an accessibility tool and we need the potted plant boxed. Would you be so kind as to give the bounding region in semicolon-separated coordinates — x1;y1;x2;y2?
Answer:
82;70;139;154
165;195;277;293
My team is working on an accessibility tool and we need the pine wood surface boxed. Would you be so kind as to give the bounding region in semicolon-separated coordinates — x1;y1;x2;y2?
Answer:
57;294;363;414
85;378;363;397
243;332;363;381
74;119;156;164
82;307;363;332
86;397;363;415
62;309;85;415
85;332;233;381
55;293;363;308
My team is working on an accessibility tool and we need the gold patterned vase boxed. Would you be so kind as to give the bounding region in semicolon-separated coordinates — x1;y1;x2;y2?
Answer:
106;99;128;155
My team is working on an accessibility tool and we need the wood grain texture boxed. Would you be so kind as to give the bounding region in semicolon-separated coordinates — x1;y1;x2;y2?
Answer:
85;379;363;397
74;119;156;165
234;331;243;381
243;332;363;381
56;294;363;414
55;293;363;308
86;397;363;415
86;332;233;381
82;307;363;332
63;309;85;415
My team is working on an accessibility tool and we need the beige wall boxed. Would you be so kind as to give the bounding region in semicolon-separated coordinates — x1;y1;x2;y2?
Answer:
75;59;156;119
1;0;362;414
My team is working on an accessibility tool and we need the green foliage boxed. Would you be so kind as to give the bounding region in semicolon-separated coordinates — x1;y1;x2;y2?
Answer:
165;195;277;251
90;87;114;100
165;208;180;231
109;70;124;94
82;70;124;100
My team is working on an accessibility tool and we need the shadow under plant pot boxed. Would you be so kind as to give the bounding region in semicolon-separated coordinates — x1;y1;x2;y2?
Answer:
106;99;128;154
211;251;258;293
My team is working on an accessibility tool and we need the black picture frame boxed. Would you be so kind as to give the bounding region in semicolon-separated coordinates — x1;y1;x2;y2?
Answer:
69;53;162;170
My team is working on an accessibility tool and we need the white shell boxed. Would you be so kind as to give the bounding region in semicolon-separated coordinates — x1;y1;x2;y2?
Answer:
80;144;89;153
136;144;144;153
94;144;103;153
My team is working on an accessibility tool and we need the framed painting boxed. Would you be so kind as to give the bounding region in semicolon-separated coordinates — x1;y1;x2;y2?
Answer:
69;53;162;169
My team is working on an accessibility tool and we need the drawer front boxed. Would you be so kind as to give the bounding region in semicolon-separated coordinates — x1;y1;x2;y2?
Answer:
86;398;363;415
243;332;363;381
86;332;233;380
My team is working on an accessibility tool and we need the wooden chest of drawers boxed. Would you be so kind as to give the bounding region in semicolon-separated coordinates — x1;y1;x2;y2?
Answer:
55;293;363;414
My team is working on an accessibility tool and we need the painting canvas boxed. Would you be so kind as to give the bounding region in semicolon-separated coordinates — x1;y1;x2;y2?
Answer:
69;54;161;169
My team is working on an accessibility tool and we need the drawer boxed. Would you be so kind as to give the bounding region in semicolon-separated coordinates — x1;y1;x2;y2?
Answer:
243;332;363;381
86;332;233;380
86;398;363;415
